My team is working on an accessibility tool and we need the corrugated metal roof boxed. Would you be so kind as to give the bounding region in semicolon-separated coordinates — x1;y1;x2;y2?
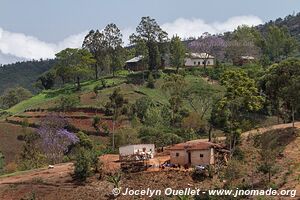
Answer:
126;55;144;63
241;56;255;60
186;53;214;59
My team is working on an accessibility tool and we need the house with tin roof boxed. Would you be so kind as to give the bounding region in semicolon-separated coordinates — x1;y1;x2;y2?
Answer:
184;53;215;67
124;55;145;71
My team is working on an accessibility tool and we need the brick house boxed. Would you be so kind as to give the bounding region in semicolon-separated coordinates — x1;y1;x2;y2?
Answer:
168;141;221;167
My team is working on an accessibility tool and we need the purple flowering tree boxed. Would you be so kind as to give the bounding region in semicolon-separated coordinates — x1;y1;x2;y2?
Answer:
38;115;79;164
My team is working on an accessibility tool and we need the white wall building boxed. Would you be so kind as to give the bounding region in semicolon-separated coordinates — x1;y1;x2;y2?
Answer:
184;53;214;67
119;144;155;160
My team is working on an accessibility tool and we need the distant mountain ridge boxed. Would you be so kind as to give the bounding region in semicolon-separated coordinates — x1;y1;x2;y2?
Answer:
0;59;55;95
257;12;300;41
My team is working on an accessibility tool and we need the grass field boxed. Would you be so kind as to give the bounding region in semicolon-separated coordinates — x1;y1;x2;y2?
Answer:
7;71;223;115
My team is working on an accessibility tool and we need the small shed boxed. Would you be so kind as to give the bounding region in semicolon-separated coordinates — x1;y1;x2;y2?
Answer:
168;141;221;167
119;144;155;160
125;55;145;71
234;56;255;66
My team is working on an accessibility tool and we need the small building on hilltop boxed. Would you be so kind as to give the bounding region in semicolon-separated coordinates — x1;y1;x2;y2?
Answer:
234;56;255;66
125;55;145;71
184;53;215;67
168;141;222;167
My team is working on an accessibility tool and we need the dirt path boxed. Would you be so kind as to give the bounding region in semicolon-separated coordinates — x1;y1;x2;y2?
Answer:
0;163;73;185
190;121;300;143
0;154;119;185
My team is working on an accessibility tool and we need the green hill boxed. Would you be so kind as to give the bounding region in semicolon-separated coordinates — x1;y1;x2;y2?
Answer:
6;70;224;115
0;59;55;95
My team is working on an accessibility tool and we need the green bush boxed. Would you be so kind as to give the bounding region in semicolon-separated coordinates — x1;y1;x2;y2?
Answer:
74;148;93;181
58;95;80;111
147;72;155;88
92;116;101;132
0;87;32;109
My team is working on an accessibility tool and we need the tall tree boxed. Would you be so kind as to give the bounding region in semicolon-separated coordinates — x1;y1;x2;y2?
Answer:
55;48;95;90
103;23;123;50
82;30;107;79
0;87;32;109
212;70;264;154
103;23;124;77
170;36;186;73
162;74;187;126
37;70;56;90
38;115;79;164
135;40;149;81
130;16;168;71
262;58;300;127
105;88;128;150
262;25;298;62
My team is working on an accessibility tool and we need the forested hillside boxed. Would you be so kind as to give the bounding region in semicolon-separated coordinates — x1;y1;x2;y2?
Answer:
0;59;55;95
257;12;300;41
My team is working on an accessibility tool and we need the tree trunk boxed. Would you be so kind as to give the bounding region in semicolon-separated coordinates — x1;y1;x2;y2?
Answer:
292;107;295;128
95;64;98;80
208;124;213;142
76;76;81;91
112;120;115;150
142;70;145;83
61;77;65;85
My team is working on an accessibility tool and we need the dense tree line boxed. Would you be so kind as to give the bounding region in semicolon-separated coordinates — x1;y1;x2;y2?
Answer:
0;59;54;95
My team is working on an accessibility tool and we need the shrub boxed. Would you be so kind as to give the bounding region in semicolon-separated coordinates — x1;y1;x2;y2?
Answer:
74;148;92;181
131;97;153;122
73;148;99;181
76;131;93;150
191;167;207;181
0;87;32;109
92;116;101;132
93;85;99;97
18;131;46;170
113;127;140;148
58;95;80;111
100;78;107;88
5;162;18;174
147;72;155;88
107;172;122;188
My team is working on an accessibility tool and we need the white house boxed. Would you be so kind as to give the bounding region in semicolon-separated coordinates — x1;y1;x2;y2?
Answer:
184;53;214;67
119;144;155;160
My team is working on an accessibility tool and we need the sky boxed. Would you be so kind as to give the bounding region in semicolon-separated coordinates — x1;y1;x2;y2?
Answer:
0;0;299;64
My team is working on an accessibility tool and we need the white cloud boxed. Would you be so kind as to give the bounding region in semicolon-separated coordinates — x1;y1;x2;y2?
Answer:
0;28;87;62
0;15;263;64
161;15;263;39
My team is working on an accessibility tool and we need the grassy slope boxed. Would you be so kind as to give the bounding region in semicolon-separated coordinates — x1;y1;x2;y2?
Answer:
7;72;224;115
7;76;127;114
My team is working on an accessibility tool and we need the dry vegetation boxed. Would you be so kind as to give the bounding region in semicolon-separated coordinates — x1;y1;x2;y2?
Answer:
0;127;299;200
